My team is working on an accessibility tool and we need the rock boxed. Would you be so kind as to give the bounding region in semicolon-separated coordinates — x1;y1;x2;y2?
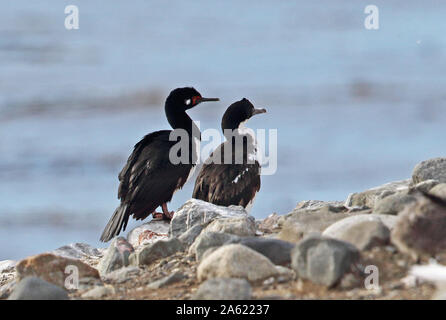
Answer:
130;238;185;266
430;183;446;200
373;191;418;215
81;285;115;299
324;213;397;231
277;204;351;243
0;279;17;299
200;247;221;261
413;158;446;184
295;200;346;211
102;266;140;283
274;266;296;282
189;232;241;261
170;199;248;238
203;215;256;237
147;272;187;289
392;194;446;259
15;253;100;288
197;244;280;282
322;215;390;250
178;224;206;247
0;260;16;273
345;180;411;209
227;237;294;265
127;220;169;248
413;179;440;193
257;213;280;233
291;235;360;287
193;278;252;300
97;237;134;276
8;277;68;300
52;243;103;261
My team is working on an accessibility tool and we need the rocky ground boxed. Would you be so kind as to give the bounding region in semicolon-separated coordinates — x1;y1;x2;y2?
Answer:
3;157;446;300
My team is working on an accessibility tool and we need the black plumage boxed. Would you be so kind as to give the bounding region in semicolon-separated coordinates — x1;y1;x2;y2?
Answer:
100;87;219;242
192;98;266;210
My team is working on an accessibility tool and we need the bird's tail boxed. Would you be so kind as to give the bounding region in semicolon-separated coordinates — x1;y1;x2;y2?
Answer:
100;204;129;242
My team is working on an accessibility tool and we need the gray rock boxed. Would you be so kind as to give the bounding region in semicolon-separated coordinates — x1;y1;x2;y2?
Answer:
197;244;280;282
127;220;169;248
97;237;134;276
430;183;446;200
295;200;346;211
0;260;16;273
147;272;187;289
102;266;140;283
373;191;418;215
81;285;115;299
345;180;411;209
131;238;185;266
274;266;296;282
204;216;256;237
193;278;252;300
8;277;68;300
189;231;241;261
170;199;248;238
178;224;206;247
291;236;360;287
322;215;391;250
413;179;440;193
0;279;17;299
200;247;221;261
258;213;281;233
227;237;294;265
277;204;351;243
413;158;446;184
392;194;446;259
52;243;103;260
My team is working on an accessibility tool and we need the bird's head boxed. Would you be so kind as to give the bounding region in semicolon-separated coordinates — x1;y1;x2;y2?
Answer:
166;87;219;111
221;98;267;131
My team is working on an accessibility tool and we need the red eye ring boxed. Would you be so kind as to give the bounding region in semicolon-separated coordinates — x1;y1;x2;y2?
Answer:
192;96;201;105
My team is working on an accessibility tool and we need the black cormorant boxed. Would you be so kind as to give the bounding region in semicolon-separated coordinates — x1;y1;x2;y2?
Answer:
192;98;266;211
100;87;219;242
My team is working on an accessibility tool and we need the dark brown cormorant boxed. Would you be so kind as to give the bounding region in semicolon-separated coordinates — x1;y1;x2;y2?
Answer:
100;87;219;242
192;98;266;211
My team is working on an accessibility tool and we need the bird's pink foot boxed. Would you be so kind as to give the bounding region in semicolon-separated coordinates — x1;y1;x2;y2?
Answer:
163;211;175;220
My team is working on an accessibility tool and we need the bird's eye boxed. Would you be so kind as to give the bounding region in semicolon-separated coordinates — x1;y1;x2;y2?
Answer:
185;99;191;105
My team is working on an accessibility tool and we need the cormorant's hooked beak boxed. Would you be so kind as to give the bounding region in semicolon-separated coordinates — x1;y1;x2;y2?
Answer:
252;108;267;116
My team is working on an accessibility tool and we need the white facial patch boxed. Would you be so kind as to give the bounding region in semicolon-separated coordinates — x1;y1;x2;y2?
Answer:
185;99;191;106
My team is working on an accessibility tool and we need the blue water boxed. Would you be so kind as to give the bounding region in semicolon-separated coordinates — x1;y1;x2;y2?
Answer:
1;1;446;259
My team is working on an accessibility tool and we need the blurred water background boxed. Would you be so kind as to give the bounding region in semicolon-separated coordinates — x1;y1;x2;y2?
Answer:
1;1;446;259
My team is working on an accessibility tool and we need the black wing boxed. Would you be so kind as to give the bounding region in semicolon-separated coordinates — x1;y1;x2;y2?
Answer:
101;130;193;241
192;142;261;208
118;130;193;219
